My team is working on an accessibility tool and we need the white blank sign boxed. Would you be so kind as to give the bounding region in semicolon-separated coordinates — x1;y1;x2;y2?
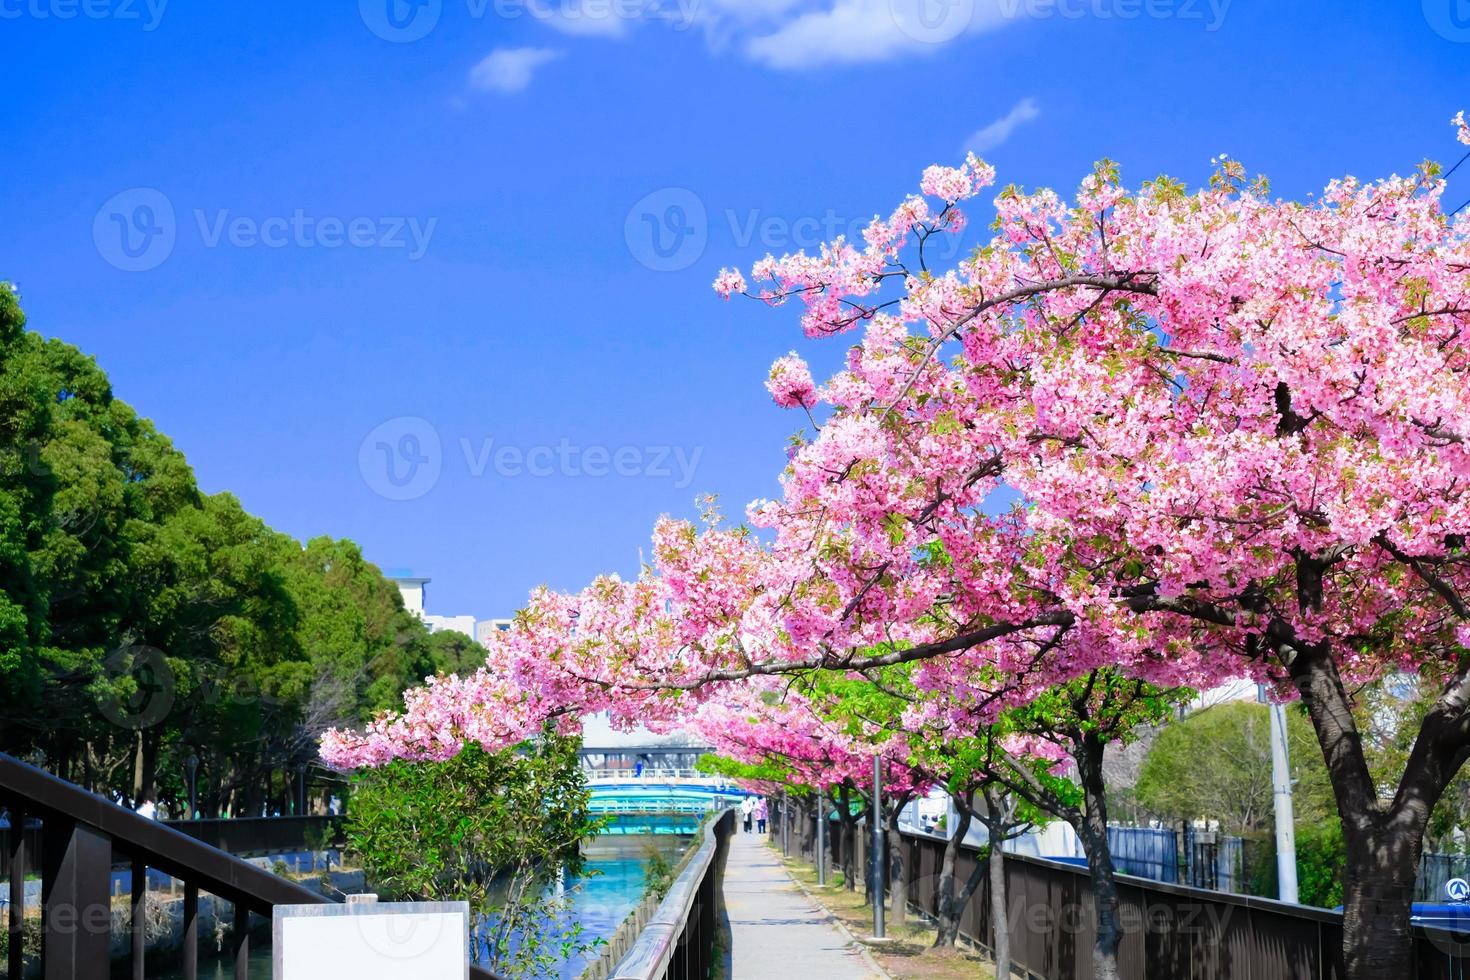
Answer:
273;901;470;980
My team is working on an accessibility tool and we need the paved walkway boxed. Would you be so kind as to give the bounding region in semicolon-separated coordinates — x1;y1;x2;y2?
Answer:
723;829;884;979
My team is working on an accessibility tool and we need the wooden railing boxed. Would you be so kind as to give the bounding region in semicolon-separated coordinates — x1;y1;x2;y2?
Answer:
772;796;1470;980
891;830;1470;980
602;808;734;980
0;751;502;980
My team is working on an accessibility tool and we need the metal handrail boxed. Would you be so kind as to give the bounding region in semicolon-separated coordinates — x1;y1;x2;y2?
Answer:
0;752;326;914
606;808;734;980
0;751;503;980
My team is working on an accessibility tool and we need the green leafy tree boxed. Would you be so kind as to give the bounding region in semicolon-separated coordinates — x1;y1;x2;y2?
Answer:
1134;700;1336;835
346;733;605;977
1356;675;1470;855
0;284;484;820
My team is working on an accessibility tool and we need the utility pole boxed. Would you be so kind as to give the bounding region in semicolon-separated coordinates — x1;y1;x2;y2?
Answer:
872;755;885;939
1260;685;1300;904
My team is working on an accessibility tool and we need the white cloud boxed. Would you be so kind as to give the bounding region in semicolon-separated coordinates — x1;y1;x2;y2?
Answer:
745;0;1014;69
516;0;1017;71
468;47;564;94
963;96;1040;154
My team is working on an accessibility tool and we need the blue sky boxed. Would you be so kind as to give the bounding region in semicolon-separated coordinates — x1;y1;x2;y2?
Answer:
0;1;1466;619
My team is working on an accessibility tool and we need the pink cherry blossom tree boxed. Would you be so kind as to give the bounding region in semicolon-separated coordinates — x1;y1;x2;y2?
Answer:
325;117;1470;980
705;120;1470;980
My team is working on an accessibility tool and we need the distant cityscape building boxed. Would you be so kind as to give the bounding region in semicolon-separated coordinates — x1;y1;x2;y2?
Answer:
389;574;496;644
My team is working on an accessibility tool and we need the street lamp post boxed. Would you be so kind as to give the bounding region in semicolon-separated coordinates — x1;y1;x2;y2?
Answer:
872;755;885;940
816;795;827;886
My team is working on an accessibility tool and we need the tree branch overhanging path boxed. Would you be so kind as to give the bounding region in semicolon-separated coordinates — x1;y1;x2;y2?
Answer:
325;120;1470;980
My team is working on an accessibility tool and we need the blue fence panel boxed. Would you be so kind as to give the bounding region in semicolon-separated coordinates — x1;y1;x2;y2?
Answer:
1107;826;1179;883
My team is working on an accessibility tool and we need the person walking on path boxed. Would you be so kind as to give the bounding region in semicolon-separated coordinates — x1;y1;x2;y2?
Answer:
741;795;755;833
754;797;768;834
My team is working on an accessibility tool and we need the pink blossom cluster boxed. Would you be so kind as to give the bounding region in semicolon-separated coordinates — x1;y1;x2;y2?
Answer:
322;119;1470;783
765;353;816;409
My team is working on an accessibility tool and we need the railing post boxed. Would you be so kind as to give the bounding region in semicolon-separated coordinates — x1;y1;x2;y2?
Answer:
182;883;198;980
131;858;145;980
8;805;24;980
233;901;250;980
41;817;111;980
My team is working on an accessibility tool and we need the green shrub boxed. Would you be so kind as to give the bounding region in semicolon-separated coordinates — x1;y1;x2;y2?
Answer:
1295;821;1346;909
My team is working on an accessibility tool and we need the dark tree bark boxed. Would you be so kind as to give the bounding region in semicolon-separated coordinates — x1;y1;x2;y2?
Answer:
933;793;974;947
1074;734;1122;980
886;792;914;927
859;810;872;907
979;785;1016;979
1288;636;1470;980
987;813;1011;980
837;783;858;891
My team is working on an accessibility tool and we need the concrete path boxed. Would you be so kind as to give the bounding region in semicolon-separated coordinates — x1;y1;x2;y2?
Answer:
723;829;884;979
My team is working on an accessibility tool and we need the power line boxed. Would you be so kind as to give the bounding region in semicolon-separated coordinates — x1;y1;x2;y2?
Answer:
1444;149;1470;219
1445;148;1470;182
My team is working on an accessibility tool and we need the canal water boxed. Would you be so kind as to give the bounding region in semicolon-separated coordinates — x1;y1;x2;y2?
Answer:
157;832;691;979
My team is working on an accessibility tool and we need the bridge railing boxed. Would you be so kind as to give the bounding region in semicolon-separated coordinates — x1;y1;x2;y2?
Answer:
163;815;345;857
0;751;502;980
598;808;735;980
584;769;726;782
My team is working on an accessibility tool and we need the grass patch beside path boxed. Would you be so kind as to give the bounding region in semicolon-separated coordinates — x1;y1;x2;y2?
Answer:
771;844;996;980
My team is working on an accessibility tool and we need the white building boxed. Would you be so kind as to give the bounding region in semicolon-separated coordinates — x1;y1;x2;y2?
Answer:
390;575;488;642
476;619;512;646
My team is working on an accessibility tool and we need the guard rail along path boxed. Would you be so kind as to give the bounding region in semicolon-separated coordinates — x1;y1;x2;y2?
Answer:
0;751;504;980
775;795;1470;980
602;807;734;980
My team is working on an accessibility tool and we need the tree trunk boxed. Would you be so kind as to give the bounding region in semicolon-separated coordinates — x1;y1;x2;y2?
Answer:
983;786;1013;979
860;812;872;907
934;796;973;947
886;799;910;927
988;819;1012;980
1286;639;1458;980
839;784;858;891
1075;733;1122;980
1340;824;1421;980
